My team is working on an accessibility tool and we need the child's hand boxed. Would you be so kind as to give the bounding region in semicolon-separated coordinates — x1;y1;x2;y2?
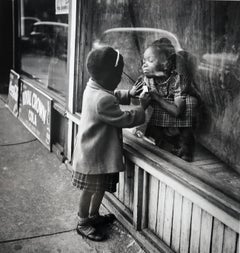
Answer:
139;92;151;109
149;90;162;101
129;80;144;97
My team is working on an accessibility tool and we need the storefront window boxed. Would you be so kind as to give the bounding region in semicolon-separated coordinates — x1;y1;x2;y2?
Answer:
95;28;183;91
20;0;68;99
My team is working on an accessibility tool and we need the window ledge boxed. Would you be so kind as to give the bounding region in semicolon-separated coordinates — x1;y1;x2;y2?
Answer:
123;129;240;221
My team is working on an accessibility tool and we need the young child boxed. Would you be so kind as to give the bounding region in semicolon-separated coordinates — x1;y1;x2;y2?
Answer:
72;46;148;241
134;39;198;161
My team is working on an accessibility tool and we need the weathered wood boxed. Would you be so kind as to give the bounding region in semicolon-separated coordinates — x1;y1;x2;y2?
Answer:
124;159;134;210
124;130;240;204
103;194;173;253
236;235;239;253
163;186;174;246
171;192;183;252
133;165;144;230
123;135;240;233
129;164;134;211
142;229;176;253
200;210;213;253
114;179;119;198
142;171;149;229
148;175;159;232
193;159;219;166
211;218;224;253
180;198;192;253
189;204;202;253
222;227;237;253
200;163;225;172
118;171;125;203
156;181;166;238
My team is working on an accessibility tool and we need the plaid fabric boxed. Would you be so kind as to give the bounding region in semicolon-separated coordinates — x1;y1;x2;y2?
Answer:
141;72;198;127
149;96;198;127
72;171;119;193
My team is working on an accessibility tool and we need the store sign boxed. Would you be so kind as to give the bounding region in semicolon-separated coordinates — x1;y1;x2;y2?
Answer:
8;70;20;117
56;0;69;14
19;80;52;150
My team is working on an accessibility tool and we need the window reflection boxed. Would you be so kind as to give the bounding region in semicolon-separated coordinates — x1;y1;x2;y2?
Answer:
20;0;68;99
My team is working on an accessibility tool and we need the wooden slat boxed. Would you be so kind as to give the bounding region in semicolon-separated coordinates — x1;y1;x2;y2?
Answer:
222;227;237;253
148;175;159;232
124;141;240;233
236;235;239;253
156;181;166;238
200;210;213;253
124;131;240;204
211;218;224;253
124;159;133;209
189;204;202;253
180;198;192;253
103;195;170;253
163;186;174;246
129;164;134;211
133;165;144;230
193;159;219;166
142;171;149;229
114;179;119;198
118;171;125;202
171;192;183;252
200;163;225;172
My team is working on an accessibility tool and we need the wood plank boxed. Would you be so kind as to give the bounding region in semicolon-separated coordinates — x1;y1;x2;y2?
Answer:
148;175;159;232
200;163;225;172
222;227;237;253
193;159;219;166
118;171;125;203
124;142;240;233
103;195;171;253
163;186;175;246
124;159;133;209
129;163;135;211
124;131;240;206
142;229;176;253
114;179;119;198
199;210;213;253
180;198;192;253
189;204;202;253
142;171;149;229
133;165;144;230
211;218;224;253
171;192;183;252
124;163;130;208
156;181;166;238
236;235;239;253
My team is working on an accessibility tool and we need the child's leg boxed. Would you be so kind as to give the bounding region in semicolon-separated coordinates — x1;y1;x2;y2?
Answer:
89;191;116;225
78;190;93;221
89;191;105;217
77;190;105;241
145;125;164;146
178;127;195;161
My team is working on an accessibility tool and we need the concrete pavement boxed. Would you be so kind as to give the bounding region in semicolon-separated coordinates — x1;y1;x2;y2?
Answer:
0;97;145;253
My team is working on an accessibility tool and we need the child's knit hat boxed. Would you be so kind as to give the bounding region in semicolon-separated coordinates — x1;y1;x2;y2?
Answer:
86;46;123;84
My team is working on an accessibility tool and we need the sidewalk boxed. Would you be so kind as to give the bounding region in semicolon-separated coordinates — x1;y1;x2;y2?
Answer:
0;97;145;253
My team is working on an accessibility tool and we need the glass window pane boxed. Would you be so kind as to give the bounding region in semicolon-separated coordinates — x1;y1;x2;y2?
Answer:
20;0;68;99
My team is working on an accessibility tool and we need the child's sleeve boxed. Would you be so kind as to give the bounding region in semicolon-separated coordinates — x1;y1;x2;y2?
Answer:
97;95;145;128
114;90;130;105
173;74;188;99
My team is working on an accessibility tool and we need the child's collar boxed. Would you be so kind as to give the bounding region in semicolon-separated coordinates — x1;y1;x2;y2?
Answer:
87;78;114;95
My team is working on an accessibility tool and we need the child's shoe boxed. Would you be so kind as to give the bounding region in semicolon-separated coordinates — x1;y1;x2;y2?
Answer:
76;216;106;241
89;213;116;226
